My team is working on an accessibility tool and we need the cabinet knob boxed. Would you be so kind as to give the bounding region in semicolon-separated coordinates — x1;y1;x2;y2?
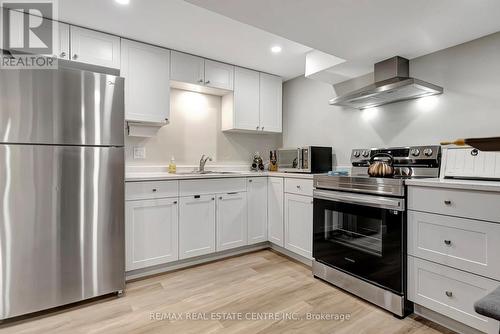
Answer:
444;200;452;205
152;188;157;192
261;127;264;130
471;149;479;156
205;80;210;84
256;126;260;130
173;201;177;204
211;197;215;200
444;240;452;246
248;179;253;183
72;54;78;60
445;291;453;297
60;52;66;58
296;185;301;189
198;79;204;83
219;196;223;200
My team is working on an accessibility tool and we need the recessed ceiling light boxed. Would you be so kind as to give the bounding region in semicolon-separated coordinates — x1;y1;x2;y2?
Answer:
115;0;130;5
271;46;282;53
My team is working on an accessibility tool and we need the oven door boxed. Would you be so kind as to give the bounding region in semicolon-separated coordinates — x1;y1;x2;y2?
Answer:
313;190;405;294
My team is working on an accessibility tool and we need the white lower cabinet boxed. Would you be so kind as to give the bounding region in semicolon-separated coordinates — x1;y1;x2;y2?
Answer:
216;192;248;251
268;177;284;247
125;198;179;271
179;194;216;259
408;257;500;334
247;178;268;244
284;193;313;259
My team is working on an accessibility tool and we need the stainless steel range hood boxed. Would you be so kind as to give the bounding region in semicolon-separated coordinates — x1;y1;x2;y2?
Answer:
329;56;443;109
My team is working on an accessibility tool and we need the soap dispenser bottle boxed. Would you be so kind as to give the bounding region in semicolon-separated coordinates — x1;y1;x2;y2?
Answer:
168;156;176;174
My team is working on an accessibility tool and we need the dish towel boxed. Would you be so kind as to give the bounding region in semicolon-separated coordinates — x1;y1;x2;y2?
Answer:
474;286;500;321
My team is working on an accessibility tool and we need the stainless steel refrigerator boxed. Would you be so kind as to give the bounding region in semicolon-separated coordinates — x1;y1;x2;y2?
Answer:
0;63;125;319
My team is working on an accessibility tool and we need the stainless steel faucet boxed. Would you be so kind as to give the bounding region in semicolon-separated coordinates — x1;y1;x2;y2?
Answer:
199;154;212;173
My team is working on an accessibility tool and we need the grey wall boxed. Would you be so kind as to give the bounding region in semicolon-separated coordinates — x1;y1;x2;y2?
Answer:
126;89;282;166
283;32;500;166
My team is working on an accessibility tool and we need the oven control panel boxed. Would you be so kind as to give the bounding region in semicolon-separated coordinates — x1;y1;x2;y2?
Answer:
351;145;441;166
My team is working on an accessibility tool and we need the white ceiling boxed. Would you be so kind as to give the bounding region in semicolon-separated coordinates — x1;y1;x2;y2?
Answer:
186;0;500;80
57;0;312;80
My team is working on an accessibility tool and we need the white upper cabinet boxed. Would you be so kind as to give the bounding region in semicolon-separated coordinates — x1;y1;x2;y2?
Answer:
170;51;204;85
179;195;216;259
204;60;234;90
125;198;179;271
70;26;121;69
268;177;284;247
223;66;260;131
259;73;282;133
216;192;248;251
222;67;283;133
121;39;170;124
247;178;268;245
56;22;70;60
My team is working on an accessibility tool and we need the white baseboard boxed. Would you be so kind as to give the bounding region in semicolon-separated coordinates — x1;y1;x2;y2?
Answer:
126;243;268;281
414;304;487;334
269;244;312;267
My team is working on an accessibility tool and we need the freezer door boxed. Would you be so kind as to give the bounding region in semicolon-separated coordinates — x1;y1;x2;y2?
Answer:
0;67;124;146
0;144;124;319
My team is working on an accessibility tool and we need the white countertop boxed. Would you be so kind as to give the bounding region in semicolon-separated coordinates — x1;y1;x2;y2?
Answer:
405;178;500;192
125;171;318;182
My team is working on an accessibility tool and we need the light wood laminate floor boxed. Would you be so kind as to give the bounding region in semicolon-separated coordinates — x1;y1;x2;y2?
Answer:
0;250;453;334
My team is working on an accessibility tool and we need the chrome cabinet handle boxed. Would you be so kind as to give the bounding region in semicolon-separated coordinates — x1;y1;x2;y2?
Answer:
261;127;264;130
60;52;66;58
256;126;260;130
444;240;452;246
173;201;177;204
152;188;158;192
219;196;223;200
471;149;479;156
211;197;215;200
72;54;78;60
444;200;452;205
445;291;453;297
248;179;253;183
296;185;301;189
205;80;210;84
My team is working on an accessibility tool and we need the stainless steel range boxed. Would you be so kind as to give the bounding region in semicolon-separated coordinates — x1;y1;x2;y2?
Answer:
312;145;441;317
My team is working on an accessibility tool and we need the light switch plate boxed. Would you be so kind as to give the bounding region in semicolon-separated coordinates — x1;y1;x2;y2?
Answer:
133;147;146;160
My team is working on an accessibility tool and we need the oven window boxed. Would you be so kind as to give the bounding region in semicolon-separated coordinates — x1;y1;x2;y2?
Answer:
324;209;383;256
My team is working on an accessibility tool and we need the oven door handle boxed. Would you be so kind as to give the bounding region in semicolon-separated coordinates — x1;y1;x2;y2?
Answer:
313;190;405;211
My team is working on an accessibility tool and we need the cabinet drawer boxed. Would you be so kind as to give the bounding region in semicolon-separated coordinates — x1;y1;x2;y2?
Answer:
285;178;313;197
408;257;499;334
408;211;500;280
179;178;246;196
126;181;178;200
408;186;500;223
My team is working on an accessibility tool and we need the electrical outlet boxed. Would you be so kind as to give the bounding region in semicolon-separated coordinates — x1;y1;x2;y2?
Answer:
133;147;146;160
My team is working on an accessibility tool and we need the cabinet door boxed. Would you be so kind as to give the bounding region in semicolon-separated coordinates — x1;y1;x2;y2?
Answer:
170;51;204;85
121;39;170;123
247;178;268;244
284;193;313;259
179;195;216;259
70;26;120;68
125;198;179;271
216;192;248;251
204;60;234;90
268;177;284;247
259;73;282;133
233;67;260;131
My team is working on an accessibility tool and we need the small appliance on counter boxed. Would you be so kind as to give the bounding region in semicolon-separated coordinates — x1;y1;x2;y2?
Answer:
277;146;332;173
312;145;441;317
269;150;278;172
